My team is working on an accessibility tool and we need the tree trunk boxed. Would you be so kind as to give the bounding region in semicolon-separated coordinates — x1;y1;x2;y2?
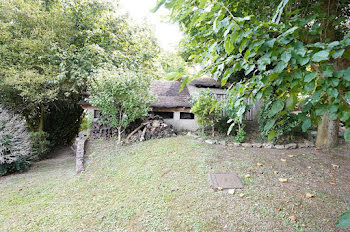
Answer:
314;0;341;149
38;104;45;132
316;112;339;148
117;127;122;144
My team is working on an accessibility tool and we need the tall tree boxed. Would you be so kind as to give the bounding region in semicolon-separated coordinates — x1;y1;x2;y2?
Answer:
155;0;350;147
0;0;160;146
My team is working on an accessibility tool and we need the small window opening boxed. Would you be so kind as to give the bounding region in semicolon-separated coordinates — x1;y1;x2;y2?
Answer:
180;112;194;119
153;111;174;119
94;110;101;118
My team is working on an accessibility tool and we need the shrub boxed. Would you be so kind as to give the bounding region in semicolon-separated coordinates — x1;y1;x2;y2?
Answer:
191;89;223;136
30;132;51;161
258;98;303;142
0;106;32;176
89;69;155;142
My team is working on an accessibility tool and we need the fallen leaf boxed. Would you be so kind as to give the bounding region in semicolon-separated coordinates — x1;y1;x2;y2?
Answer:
329;181;337;185
306;193;314;198
247;167;253;171
329;174;334;178
332;164;340;169
288;216;297;222
274;170;279;174
279;178;288;183
284;199;290;203
288;155;295;158
307;166;311;169
276;207;282;211
228;189;235;195
245;174;251;178
280;159;287;162
257;163;263;167
238;193;245;198
301;172;305;176
217;187;223;190
242;148;246;150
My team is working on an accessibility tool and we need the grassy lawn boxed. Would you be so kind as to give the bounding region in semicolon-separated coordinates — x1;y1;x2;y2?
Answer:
0;136;349;231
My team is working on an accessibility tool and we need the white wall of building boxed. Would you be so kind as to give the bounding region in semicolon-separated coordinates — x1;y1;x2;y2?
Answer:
164;112;199;131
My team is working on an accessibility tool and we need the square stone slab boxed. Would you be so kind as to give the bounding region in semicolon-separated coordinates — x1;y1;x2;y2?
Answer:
209;172;244;190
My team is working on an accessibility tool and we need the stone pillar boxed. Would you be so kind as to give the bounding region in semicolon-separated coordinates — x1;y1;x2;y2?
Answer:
76;130;89;173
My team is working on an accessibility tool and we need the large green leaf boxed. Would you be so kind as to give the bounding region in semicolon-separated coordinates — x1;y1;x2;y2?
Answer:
344;67;350;81
337;212;350;228
264;118;276;131
224;37;234;54
302;118;311;132
312;50;330;62
305;72;317;82
268;130;275;142
345;129;350;142
281;50;292;63
286;94;297;110
345;92;350;103
268;100;284;117
332;49;345;59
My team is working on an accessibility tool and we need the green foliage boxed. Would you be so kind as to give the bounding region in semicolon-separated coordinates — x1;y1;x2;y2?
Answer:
191;89;223;136
156;0;350;142
225;90;251;136
80;114;93;132
159;50;188;76
234;125;246;143
337;212;350;228
30;132;50;161
0;0;160;150
89;69;155;142
258;98;302;142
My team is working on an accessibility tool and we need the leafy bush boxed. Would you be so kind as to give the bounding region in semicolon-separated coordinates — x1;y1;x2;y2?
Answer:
234;125;246;143
191;89;223;136
80;114;92;132
258;98;303;142
44;98;84;147
30;132;51;161
0;106;32;176
89;69;155;142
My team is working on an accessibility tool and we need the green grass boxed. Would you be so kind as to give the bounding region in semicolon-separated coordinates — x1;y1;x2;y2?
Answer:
1;136;349;231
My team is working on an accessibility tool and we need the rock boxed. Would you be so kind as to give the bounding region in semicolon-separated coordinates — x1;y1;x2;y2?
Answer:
252;143;262;148
298;143;308;148
205;139;215;144
285;143;297;149
233;142;241;147
187;131;192;136
304;139;314;147
197;137;204;142
263;143;274;149
274;145;285;149
218;140;226;146
242;143;252;148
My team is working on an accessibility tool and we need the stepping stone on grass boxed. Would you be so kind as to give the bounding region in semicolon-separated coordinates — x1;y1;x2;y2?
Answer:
209;172;244;190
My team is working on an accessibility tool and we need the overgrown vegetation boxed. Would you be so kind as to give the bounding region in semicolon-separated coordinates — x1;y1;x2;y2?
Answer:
258;98;303;142
191;89;223;136
0;106;32;176
89;69;155;142
156;0;350;148
0;0;159;162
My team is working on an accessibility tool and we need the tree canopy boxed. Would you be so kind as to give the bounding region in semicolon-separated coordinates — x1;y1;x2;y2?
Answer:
155;0;350;146
0;0;160;146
